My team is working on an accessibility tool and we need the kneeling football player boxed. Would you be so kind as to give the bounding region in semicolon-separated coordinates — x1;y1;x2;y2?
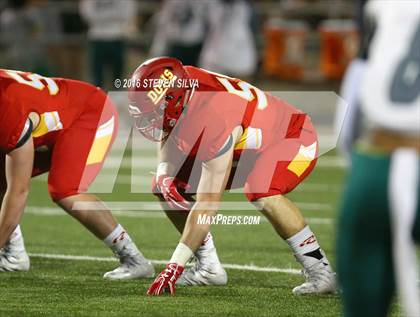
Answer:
128;57;337;295
0;69;154;279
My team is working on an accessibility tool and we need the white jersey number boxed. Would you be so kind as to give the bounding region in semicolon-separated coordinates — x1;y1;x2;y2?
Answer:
390;22;420;104
5;70;59;95
216;77;268;110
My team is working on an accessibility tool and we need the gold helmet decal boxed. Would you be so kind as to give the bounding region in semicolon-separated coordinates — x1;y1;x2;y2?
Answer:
147;69;177;105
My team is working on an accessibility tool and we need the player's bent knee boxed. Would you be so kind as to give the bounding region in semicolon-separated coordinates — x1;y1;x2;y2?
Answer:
256;194;306;228
54;193;108;217
244;186;286;202
49;180;102;205
256;195;286;213
49;188;80;203
244;180;296;202
254;195;286;220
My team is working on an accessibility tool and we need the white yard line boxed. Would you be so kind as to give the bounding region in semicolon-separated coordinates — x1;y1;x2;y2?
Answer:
28;252;301;275
24;206;334;224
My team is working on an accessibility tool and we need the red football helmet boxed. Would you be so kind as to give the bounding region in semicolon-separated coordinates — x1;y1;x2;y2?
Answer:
128;57;190;142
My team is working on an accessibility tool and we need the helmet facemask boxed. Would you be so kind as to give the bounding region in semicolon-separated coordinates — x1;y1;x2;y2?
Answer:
128;92;187;142
127;57;191;142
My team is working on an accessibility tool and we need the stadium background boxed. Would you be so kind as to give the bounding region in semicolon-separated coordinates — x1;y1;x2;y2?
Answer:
0;1;403;316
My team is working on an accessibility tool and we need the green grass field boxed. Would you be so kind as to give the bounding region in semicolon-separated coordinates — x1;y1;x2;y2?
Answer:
0;149;402;317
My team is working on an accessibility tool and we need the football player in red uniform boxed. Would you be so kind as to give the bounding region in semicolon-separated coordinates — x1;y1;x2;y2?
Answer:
128;57;336;296
0;69;154;279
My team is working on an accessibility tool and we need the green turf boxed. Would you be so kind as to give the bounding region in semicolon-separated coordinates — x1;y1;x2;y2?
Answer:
0;155;403;316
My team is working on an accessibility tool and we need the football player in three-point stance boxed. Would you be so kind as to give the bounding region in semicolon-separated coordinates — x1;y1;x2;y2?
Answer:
128;57;337;295
0;69;154;280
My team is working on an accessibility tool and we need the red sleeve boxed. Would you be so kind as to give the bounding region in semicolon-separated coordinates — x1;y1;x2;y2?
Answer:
0;91;27;153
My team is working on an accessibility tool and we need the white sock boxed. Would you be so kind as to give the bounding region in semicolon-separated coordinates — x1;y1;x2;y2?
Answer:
196;232;221;264
103;224;135;254
9;225;23;243
200;232;215;251
286;226;328;267
169;243;194;266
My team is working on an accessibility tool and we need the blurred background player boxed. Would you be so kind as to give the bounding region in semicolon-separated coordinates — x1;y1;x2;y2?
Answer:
150;0;258;78
79;0;137;89
336;1;420;316
0;0;54;74
0;69;154;280
150;0;211;67
198;0;258;78
128;57;336;296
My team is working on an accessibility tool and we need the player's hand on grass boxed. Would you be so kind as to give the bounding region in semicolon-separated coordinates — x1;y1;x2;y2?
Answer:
153;175;192;210
147;263;184;296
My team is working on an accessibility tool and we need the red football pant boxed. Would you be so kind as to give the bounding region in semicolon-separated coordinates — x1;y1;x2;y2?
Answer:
0;88;118;201
171;115;318;202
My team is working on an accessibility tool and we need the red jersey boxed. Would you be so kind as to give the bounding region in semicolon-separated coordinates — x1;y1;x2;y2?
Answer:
0;69;103;152
174;66;308;161
0;69;118;200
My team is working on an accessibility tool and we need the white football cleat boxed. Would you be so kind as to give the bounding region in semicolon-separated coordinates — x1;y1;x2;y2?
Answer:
292;260;337;295
177;247;227;286
0;234;30;272
103;242;154;280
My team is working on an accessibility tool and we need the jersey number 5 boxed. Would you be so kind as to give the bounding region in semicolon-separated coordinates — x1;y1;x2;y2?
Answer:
5;70;59;95
216;77;268;110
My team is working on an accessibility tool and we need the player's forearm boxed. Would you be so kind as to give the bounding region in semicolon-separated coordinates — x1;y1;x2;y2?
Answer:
167;203;217;267
0;189;28;248
159;138;176;163
158;138;183;176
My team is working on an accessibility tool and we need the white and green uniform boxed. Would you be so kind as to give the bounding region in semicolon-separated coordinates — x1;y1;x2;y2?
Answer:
360;0;419;134
337;1;420;317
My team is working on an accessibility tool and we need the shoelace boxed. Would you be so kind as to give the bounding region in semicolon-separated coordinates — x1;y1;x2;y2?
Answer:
189;258;200;273
302;265;331;283
187;258;216;279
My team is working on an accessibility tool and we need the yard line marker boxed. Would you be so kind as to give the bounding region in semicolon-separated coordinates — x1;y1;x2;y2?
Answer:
24;206;334;224
28;253;301;275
